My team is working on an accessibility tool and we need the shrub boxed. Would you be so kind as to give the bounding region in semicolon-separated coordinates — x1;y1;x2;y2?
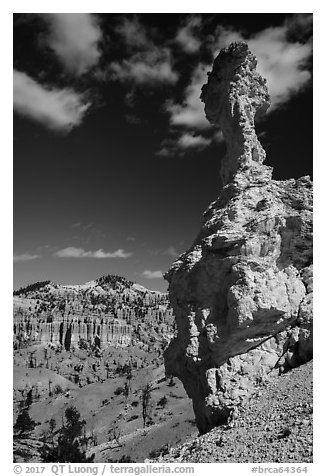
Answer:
107;455;135;463
167;376;176;387
278;427;292;439
118;455;134;462
149;444;170;459
78;339;89;351
114;386;124;396
169;392;183;399
53;384;64;395
157;395;168;408
127;415;139;422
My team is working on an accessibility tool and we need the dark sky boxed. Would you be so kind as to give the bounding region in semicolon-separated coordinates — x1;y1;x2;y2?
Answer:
13;13;313;292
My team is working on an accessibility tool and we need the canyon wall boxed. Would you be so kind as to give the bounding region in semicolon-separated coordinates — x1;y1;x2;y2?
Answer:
164;43;313;434
13;278;174;351
14;306;133;349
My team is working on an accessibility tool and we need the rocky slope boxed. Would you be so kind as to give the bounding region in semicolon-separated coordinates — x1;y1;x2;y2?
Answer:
13;275;194;463
155;361;313;463
14;363;196;463
164;42;313;435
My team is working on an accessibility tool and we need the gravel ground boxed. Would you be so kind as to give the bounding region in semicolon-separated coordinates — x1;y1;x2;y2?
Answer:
157;361;313;463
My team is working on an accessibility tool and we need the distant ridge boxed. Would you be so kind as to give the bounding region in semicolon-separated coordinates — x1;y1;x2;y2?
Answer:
14;280;53;296
14;274;166;297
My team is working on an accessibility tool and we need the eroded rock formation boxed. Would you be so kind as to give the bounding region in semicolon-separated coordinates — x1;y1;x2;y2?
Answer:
14;304;133;349
14;276;174;351
164;43;313;434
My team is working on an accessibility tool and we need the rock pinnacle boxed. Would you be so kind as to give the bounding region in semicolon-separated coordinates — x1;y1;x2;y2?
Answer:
201;42;272;186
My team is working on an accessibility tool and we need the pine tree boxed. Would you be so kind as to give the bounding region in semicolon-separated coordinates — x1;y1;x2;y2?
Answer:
25;389;33;407
14;389;36;438
14;409;36;438
40;406;94;462
141;383;152;428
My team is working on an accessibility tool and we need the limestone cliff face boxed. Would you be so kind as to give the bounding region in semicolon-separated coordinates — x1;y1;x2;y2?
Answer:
14;276;174;351
164;43;313;434
14;303;133;349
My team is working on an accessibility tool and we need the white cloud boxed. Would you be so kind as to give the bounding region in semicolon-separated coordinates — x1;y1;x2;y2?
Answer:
164;246;179;258
175;15;202;54
213;22;312;110
156;147;172;157
142;270;164;279
13;70;90;131
54;247;132;259
178;132;211;149
110;17;178;86
14;253;40;263
116;17;148;49
156;131;213;156
109;48;178;86
42;13;102;76
165;62;210;128
214;130;224;143
165;16;312;135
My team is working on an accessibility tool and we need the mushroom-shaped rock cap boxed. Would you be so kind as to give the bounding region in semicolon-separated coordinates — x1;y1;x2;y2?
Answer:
201;42;271;186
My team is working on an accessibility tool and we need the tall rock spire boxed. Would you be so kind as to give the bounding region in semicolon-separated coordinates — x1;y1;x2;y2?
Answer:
164;42;313;435
201;42;272;186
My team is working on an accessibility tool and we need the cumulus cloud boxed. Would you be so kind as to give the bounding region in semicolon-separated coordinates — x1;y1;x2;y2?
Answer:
177;132;211;149
164;14;312;139
155;147;170;157
213;20;312;110
109;47;178;86
14;253;41;263
54;247;132;259
214;130;224;143
13;70;90;131
175;15;202;54
156;63;223;157
157;131;213;156
165;62;210;129
109;17;178;86
116;17;148;49
142;270;164;279
41;13;102;75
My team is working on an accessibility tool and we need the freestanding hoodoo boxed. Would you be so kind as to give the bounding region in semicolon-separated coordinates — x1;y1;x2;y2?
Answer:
164;42;313;434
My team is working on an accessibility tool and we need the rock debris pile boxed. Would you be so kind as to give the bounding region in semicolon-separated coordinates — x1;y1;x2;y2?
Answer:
157;361;313;463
